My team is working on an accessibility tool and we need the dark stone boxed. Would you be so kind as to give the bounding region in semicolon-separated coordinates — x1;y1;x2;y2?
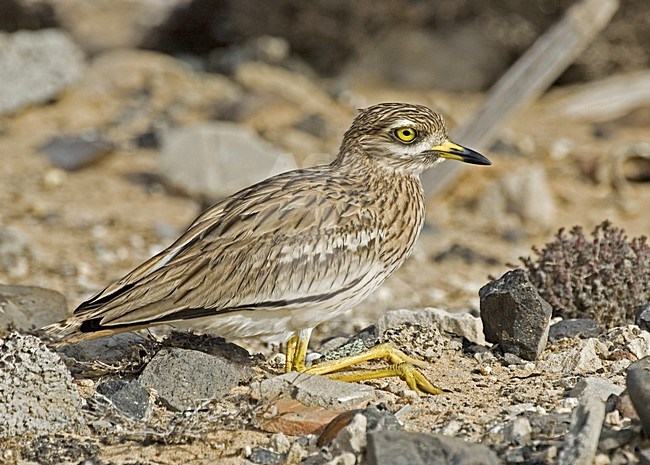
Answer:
548;319;600;343
366;431;500;465
96;379;149;420
0;284;68;333
39;133;114;171
479;269;552;361
635;302;650;332
248;447;285;465
626;356;650;436
138;347;242;411
320;325;378;362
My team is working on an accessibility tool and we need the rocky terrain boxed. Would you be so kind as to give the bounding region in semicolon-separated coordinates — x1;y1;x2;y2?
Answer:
1;1;650;464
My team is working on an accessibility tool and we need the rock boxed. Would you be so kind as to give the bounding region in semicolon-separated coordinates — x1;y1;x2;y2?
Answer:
366;431;500;465
0;333;85;438
320;326;379;362
557;396;606;465
597;428;637;452
59;332;150;365
0;29;84;115
268;432;291;454
549;319;601;343
504;417;532;446
248;447;285;465
138;347;242;411
160;122;297;201
569;377;624;402
96;379;149;421
376;307;486;345
636;302;650;332
318;405;402;447
0;284;68;333
258;398;345;436
639;448;650;465
258;372;375;409
39;132;114;171
330;413;367;457
541;338;606;374
480;269;552;360
603;325;650;360
626;356;650;435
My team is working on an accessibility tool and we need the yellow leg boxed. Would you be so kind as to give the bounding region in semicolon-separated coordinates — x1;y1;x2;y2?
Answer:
284;335;299;373
284;328;312;373
283;333;441;395
306;342;442;395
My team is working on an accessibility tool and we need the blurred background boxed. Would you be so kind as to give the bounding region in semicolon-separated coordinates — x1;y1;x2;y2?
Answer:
0;0;648;345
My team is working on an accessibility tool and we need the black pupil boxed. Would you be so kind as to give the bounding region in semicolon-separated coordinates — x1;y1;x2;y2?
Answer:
403;130;411;137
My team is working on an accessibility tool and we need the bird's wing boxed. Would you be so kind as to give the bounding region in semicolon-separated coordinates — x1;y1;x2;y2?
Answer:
68;170;384;333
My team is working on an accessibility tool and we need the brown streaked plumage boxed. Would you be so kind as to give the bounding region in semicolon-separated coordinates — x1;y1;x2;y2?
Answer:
44;102;491;393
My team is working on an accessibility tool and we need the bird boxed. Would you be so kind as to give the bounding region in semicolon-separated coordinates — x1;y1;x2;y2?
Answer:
44;102;491;394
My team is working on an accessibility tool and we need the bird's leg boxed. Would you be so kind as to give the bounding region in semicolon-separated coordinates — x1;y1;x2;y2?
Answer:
284;328;312;373
305;342;442;395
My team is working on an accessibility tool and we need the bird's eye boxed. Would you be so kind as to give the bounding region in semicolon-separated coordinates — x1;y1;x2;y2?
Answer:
394;127;417;143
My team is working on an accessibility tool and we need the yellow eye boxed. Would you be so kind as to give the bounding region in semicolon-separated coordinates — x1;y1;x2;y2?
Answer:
394;127;417;143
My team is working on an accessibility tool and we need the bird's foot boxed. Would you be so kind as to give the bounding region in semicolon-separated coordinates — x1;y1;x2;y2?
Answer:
304;342;442;395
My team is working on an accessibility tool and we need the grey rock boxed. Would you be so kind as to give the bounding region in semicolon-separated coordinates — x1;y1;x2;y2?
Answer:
557;396;606;465
59;332;149;365
331;413;367;457
96;379;149;420
40;132;114;171
636;302;650;332
504;417;532;446
598;428;636;452
0;284;68;333
320;325;378;362
0;332;85;438
248;447;285;465
377;307;486;345
570;377;624;402
160;122;297;200
0;29;84;115
639;448;650;465
318;404;403;449
626;356;650;435
549;319;601;343
258;372;375;409
480;269;552;360
139;347;241;411
541;338;606;374
366;431;500;465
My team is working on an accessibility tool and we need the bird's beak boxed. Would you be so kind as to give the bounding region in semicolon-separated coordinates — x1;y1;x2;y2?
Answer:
432;140;492;166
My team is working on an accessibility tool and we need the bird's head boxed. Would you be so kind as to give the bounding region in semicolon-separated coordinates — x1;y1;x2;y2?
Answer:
337;102;491;175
